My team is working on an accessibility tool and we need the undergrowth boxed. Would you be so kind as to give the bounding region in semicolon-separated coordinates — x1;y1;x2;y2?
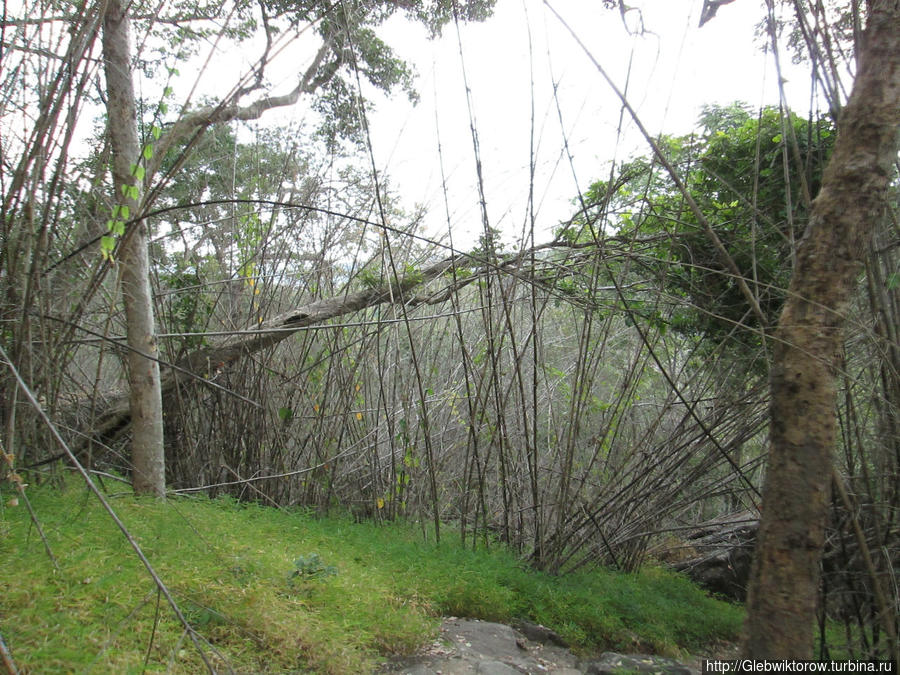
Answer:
0;481;745;673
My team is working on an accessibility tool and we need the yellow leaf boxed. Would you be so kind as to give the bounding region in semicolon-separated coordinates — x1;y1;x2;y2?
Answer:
313;404;320;413
356;412;363;420
376;498;384;509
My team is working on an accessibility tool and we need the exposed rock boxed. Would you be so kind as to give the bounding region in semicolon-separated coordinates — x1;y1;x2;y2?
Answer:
584;652;693;675
512;620;570;648
378;618;698;675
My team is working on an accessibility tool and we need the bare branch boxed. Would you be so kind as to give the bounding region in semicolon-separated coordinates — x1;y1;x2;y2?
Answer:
146;40;333;184
80;253;467;445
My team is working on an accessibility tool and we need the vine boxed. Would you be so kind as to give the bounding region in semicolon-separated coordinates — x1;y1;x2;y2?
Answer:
100;76;177;259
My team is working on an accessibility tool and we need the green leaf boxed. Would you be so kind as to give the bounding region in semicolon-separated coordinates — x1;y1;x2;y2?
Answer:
278;407;293;422
133;165;146;180
111;221;126;236
119;204;130;219
100;235;116;251
128;185;140;200
151;125;162;140
143;145;154;160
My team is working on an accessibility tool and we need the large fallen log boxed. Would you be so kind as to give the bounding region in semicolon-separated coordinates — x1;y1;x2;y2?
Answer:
73;235;638;451
83;254;468;446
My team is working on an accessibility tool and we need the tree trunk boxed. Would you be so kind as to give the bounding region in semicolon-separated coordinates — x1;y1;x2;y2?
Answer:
102;0;166;497
744;0;900;658
81;254;469;446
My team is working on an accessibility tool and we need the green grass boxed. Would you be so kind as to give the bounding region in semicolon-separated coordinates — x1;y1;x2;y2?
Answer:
1;482;745;673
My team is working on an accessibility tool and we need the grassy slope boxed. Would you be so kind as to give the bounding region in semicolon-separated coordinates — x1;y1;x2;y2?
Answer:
0;482;745;673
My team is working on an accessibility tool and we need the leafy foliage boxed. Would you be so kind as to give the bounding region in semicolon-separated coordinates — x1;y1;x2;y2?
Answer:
263;0;496;39
253;0;496;143
158;264;214;354
568;103;835;356
290;552;338;580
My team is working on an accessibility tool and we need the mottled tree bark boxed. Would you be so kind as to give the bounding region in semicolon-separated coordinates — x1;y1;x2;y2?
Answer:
103;0;166;497
744;0;900;658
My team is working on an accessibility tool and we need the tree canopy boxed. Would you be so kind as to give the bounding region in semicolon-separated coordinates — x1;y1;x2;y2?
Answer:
564;103;835;359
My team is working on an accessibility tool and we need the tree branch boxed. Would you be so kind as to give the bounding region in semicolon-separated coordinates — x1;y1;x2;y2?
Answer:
146;39;334;184
80;253;467;445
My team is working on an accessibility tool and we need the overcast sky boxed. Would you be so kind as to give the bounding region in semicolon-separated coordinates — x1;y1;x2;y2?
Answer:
359;0;819;249
172;0;821;251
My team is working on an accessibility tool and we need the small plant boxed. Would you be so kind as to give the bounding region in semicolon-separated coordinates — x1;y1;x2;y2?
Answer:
358;268;382;289
290;553;337;581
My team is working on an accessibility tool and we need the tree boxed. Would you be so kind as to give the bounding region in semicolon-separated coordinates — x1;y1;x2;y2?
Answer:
89;0;497;497
103;0;166;496
744;0;900;659
570;103;834;361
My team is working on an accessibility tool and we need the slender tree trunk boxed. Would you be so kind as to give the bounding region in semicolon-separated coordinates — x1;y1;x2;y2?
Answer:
744;0;900;657
102;0;166;497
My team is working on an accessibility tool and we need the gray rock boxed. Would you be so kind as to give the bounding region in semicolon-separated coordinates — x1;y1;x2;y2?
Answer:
475;660;523;674
378;619;697;675
668;511;758;601
583;652;694;675
512;620;570;647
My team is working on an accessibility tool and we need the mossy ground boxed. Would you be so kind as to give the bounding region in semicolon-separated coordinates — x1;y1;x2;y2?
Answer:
0;481;745;673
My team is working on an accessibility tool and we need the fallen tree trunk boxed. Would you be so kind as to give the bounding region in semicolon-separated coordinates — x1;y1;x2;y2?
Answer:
64;233;642;457
83;254;468;446
77;234;631;448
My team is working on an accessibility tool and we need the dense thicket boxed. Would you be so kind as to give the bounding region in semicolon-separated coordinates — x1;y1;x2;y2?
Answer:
1;0;897;664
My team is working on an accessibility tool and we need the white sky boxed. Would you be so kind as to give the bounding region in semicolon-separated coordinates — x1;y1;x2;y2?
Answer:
160;0;819;251
3;0;824;252
357;0;817;249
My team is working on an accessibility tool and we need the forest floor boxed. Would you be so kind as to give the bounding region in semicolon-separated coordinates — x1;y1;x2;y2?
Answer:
1;480;749;673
